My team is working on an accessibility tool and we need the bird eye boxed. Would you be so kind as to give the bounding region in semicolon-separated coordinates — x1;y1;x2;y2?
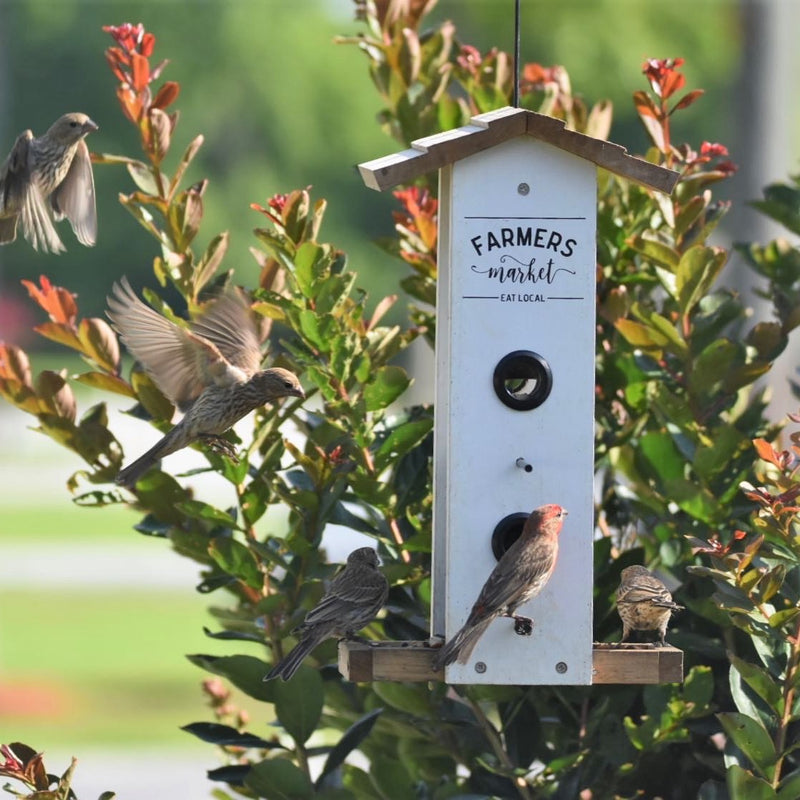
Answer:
284;380;294;389
69;121;78;127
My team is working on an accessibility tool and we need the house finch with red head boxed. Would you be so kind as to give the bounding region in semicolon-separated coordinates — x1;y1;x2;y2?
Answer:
432;503;567;670
616;565;683;646
0;112;98;253
265;547;389;682
107;278;304;487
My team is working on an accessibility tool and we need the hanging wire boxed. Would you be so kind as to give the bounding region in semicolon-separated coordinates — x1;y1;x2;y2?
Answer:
513;0;521;107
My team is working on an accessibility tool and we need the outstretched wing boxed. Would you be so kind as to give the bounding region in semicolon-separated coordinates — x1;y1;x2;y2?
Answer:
50;139;97;246
191;289;263;377
1;131;64;253
107;278;246;410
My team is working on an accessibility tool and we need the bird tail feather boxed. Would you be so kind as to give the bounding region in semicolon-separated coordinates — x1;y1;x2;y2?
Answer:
265;632;325;682
116;429;180;487
432;617;493;671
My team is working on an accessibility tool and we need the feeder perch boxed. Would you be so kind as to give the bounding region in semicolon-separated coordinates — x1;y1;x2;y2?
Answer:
346;107;682;685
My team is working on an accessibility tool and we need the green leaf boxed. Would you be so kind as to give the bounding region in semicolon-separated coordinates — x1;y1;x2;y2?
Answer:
371;682;432;717
726;764;778;800
245;758;314;800
181;722;282;749
683;665;714;709
676;246;727;316
729;656;783;716
777;768;800;799
374;418;433;471
180;500;238;527
664;478;721;524
272;666;323;745
74;371;136;397
186;654;274;702
628;233;680;271
316;708;383;788
369;755;415;800
363;366;410;411
208;537;262;590
126;160;160;194
717;713;777;781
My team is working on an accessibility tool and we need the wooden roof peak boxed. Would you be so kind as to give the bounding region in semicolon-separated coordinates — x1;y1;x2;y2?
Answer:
359;106;679;195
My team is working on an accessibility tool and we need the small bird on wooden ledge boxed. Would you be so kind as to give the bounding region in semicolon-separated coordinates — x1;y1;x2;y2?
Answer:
432;503;567;669
615;565;684;647
265;547;389;682
0;112;98;253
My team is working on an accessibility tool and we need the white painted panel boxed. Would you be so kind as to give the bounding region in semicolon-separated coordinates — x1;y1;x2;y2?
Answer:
433;136;595;684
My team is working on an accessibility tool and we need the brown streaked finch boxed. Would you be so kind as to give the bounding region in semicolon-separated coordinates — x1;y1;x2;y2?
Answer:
433;503;567;670
265;547;389;681
0;113;98;253
107;278;304;487
616;565;683;646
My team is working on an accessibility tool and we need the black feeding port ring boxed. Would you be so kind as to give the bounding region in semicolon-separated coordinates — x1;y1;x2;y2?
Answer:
492;350;552;410
491;512;530;560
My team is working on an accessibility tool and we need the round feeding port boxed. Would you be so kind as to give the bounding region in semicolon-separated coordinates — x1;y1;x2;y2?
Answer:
492;350;552;411
491;512;530;560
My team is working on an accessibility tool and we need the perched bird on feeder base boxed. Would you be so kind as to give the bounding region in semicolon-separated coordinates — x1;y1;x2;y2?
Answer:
107;278;304;487
265;547;389;682
616;565;683;647
432;503;567;670
0;113;98;253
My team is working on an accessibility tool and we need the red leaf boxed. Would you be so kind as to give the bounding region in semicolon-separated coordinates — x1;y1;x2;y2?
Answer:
21;276;78;327
671;88;705;112
753;437;782;468
131;52;150;92
661;69;686;100
152;80;180;109
632;90;659;119
141;31;156;57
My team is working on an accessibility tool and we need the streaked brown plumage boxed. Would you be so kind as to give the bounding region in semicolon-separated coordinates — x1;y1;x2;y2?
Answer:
107;278;304;487
265;547;389;681
433;503;567;670
0;113;98;253
616;565;683;646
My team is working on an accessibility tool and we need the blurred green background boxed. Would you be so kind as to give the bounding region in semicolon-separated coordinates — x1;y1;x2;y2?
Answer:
0;0;798;795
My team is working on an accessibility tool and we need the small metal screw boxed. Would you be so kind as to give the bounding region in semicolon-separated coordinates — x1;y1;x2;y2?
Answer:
475;661;487;674
517;182;530;195
515;457;533;473
555;661;568;674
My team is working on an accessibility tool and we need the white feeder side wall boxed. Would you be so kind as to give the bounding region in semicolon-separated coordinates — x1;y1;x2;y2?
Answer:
433;136;596;685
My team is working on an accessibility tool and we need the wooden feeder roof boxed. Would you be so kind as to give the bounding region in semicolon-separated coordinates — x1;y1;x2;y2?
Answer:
359;106;679;195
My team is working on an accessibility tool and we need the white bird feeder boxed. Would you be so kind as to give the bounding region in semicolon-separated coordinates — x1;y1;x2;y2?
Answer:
339;107;683;685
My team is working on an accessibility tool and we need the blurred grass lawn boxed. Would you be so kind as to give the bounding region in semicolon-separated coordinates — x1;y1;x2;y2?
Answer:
0;502;250;749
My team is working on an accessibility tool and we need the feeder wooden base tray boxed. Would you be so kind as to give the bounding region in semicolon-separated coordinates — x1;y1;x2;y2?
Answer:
338;640;683;684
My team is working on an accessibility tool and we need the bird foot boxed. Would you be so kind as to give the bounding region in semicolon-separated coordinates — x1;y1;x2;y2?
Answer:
512;615;534;636
200;435;239;460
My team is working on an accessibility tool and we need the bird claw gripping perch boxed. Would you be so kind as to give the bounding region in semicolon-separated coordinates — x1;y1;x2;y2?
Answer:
200;434;239;460
512;615;533;636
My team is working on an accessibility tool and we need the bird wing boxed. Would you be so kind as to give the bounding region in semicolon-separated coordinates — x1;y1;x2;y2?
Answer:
617;576;678;608
301;564;387;629
191;289;263;377
1;131;64;253
470;533;556;623
50;139;97;246
107;278;245;410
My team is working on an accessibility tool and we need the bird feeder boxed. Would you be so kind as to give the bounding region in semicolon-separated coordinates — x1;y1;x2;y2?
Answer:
339;107;683;685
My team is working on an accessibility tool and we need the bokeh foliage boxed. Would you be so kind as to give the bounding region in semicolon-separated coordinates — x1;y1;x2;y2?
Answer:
1;3;800;799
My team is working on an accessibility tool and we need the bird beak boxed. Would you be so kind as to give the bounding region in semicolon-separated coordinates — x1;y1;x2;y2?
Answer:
293;386;306;399
84;119;99;133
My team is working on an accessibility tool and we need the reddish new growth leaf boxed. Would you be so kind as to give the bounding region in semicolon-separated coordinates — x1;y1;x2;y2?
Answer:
102;22;152;56
643;57;685;99
393;187;437;248
20;276;78;328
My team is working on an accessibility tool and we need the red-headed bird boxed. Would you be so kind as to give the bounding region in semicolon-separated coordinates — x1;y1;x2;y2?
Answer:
433;503;567;669
265;547;389;681
0;113;98;252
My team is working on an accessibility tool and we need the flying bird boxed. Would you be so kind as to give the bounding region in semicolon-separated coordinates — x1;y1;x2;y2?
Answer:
616;565;683;646
107;278;304;487
433;503;567;670
265;547;389;681
0;112;98;253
